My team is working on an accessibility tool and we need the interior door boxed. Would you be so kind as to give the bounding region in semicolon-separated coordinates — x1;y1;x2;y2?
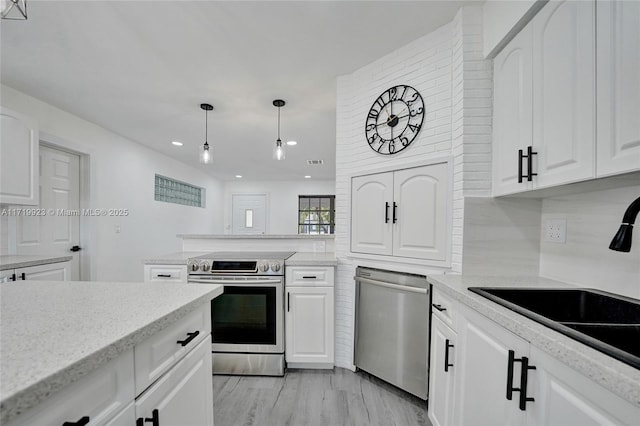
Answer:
14;145;81;280
231;194;267;234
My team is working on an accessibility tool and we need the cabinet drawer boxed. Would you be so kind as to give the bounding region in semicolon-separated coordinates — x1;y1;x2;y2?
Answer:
134;304;210;394
144;265;187;283
7;349;135;426
432;288;456;329
286;267;334;287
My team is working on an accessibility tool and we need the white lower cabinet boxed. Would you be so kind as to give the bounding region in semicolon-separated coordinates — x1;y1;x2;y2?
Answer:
6;304;214;426
144;264;188;283
2;261;71;282
427;315;457;426
427;288;640;426
285;266;335;367
135;336;214;426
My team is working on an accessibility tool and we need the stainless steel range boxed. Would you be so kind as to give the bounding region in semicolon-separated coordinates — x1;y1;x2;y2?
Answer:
187;251;295;376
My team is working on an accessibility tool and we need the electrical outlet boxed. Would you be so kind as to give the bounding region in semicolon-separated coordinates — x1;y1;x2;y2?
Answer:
544;219;566;243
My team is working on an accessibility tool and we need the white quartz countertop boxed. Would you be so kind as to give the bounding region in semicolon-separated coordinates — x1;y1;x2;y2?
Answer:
0;281;223;423
427;274;640;407
286;252;337;266
142;251;211;265
0;255;73;271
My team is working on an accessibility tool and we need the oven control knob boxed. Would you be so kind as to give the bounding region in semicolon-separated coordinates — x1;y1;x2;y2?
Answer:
200;261;211;272
270;262;281;272
258;261;269;272
188;261;199;272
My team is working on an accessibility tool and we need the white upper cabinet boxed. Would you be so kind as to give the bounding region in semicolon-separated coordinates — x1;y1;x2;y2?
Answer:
351;162;450;263
0;107;39;205
492;25;534;195
596;0;640;177
532;0;596;188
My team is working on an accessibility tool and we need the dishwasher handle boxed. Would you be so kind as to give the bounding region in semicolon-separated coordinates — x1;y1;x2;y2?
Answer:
355;276;428;294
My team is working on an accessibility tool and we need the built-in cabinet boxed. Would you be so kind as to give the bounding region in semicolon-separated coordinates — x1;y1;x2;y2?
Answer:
427;287;639;426
1;261;71;282
493;0;639;196
285;266;335;368
6;304;213;426
351;162;449;263
144;264;188;283
596;0;640;177
0;107;39;206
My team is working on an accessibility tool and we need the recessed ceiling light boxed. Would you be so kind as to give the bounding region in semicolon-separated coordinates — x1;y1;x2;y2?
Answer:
235;175;243;178
171;141;183;146
304;175;311;179
286;140;297;146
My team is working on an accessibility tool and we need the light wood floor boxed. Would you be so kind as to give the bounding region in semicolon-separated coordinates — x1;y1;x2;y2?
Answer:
213;368;431;426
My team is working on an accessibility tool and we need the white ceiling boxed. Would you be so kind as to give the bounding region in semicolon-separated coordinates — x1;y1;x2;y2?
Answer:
1;0;477;181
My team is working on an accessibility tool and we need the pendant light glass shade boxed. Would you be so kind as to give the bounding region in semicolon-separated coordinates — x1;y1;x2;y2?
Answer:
273;139;286;160
200;103;213;165
272;99;286;161
1;0;27;20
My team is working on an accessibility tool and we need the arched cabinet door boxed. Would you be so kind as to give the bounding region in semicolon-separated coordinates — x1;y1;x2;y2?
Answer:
351;172;394;256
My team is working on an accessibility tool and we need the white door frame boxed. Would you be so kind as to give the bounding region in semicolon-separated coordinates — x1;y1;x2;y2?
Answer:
231;193;269;235
9;132;94;280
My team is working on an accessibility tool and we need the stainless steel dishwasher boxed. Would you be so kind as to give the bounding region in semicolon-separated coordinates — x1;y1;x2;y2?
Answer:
354;267;430;399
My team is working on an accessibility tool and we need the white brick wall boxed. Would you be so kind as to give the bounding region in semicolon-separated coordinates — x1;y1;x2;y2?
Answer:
333;6;493;369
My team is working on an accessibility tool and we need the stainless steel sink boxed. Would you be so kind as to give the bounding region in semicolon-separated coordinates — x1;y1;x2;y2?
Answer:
468;287;640;369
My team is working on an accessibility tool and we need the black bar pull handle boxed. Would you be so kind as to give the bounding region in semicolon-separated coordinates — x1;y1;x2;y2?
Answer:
385;202;390;223
518;357;536;410
432;304;447;312
10;273;16;281
444;339;454;372
527;146;537;182
392;202;398;223
302;276;317;279
518;149;524;183
506;349;518;400
287;292;290;312
70;245;82;252
21;272;26;280
63;416;90;426
176;330;200;347
138;409;159;426
157;274;172;278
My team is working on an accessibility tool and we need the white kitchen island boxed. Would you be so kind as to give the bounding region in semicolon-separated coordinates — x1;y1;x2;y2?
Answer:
0;281;222;425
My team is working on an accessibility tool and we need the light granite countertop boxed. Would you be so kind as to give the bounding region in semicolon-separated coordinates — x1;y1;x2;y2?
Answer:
177;234;335;239
427;274;640;407
0;255;73;271
0;281;223;424
142;251;211;265
286;252;337;266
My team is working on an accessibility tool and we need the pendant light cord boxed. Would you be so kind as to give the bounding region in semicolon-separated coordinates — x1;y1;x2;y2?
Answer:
277;106;281;140
205;108;208;143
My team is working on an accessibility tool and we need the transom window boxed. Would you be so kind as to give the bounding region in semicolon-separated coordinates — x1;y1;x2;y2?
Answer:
298;195;335;235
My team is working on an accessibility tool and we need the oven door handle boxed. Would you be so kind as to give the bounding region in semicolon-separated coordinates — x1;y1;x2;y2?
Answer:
188;278;282;284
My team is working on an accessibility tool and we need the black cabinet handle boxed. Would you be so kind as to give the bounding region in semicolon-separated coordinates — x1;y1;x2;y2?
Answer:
526;146;537;182
518;356;536;410
287;292;290;312
10;273;16;281
70;245;82;252
432;304;447;312
63;416;90;426
444;339;454;372
385;202;390;223
21;272;26;280
518;149;524;183
302;276;317;279
392;202;398;223
506;350;536;410
137;409;159;426
156;274;172;278
176;331;200;346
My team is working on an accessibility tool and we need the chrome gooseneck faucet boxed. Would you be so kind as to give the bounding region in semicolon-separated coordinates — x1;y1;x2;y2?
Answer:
609;195;640;252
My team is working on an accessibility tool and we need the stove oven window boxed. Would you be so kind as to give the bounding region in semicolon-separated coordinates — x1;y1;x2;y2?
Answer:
212;286;276;345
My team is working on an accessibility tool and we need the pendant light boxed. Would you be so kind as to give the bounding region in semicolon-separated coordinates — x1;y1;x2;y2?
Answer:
200;103;213;164
273;99;286;161
1;0;27;20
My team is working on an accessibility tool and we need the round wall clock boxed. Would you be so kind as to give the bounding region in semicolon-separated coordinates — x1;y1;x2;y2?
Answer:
365;85;424;155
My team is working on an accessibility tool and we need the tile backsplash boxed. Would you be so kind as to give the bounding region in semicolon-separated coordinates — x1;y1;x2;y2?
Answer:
539;185;640;299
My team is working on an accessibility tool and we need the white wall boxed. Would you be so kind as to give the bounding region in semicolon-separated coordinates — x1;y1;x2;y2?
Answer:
539;185;640;299
1;85;225;281
222;180;335;235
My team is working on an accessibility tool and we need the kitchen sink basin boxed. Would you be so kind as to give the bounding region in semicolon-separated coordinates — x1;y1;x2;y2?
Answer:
468;287;640;369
